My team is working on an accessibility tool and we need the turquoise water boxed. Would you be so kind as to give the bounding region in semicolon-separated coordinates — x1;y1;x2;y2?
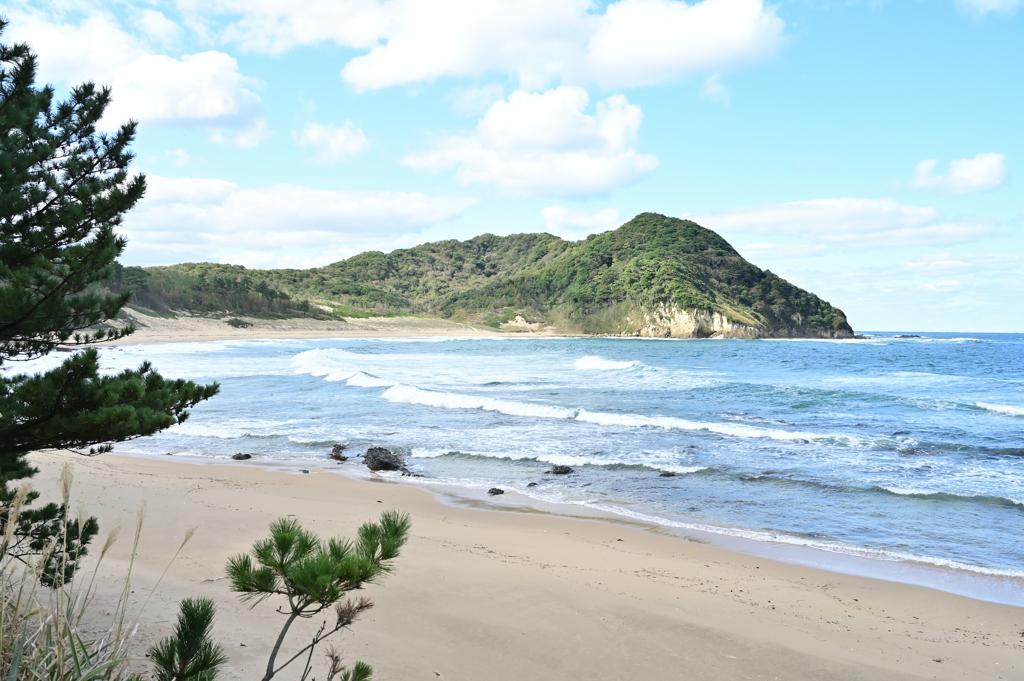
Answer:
73;333;1024;584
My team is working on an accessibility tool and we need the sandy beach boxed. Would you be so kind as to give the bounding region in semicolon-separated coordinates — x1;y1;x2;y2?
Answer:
25;449;1024;681
105;310;509;345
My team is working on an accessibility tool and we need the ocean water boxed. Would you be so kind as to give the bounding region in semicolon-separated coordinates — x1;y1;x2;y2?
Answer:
35;333;1024;589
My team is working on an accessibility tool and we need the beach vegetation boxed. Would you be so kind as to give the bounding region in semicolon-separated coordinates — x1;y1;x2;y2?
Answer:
0;20;218;581
226;511;411;681
225;317;252;328
149;598;228;681
1;465;200;681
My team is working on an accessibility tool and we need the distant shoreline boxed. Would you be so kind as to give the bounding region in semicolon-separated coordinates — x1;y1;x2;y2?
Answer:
99;308;513;345
98;311;1011;347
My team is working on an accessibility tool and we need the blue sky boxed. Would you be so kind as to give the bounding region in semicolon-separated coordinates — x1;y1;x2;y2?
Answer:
5;0;1022;331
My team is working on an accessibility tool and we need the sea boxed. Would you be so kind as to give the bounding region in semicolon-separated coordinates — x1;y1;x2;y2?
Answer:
28;332;1024;603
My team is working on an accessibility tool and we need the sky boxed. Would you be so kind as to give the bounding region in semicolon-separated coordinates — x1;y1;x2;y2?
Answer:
4;0;1022;332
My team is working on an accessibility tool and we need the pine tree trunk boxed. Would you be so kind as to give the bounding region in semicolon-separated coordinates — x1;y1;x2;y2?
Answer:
262;611;300;681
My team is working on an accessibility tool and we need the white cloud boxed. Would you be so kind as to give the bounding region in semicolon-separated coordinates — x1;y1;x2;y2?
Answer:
6;11;262;131
214;0;389;55
120;175;478;265
689;198;992;249
452;84;505;116
584;0;783;88
165;149;191;166
206;0;783;91
910;153;1008;194
701;74;730;104
136;9;182;45
108;51;261;128
955;0;1024;15
209;118;270;148
919;280;961;292
902;252;1022;274
738;243;827;259
403;87;659;197
541;206;622;240
293;122;369;162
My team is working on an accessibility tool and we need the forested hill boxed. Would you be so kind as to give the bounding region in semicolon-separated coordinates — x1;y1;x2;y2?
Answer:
108;213;853;338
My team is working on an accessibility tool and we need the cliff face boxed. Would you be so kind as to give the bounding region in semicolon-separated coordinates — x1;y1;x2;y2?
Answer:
630;304;762;339
625;303;853;339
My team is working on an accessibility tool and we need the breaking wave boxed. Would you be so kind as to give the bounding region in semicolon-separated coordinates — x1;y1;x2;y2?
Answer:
573;356;644;371
976;402;1024;417
878;486;1024;508
382;384;860;444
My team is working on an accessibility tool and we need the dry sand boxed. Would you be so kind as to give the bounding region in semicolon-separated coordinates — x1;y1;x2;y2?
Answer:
26;451;1024;681
104;309;508;345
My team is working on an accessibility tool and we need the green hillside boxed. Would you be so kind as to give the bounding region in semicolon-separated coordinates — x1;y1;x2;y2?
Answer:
106;213;853;338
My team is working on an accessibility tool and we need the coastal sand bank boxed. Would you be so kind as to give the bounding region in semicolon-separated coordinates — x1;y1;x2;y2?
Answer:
26;451;1024;681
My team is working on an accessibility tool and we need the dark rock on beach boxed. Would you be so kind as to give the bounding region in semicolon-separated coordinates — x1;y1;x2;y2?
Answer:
487;487;505;496
231;453;252;460
364;447;406;472
527;482;538;487
659;472;676;477
546;465;574;475
330;443;349;461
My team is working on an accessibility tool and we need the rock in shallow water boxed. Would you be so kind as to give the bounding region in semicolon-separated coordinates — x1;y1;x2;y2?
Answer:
488;488;505;495
231;453;252;460
364;447;406;472
330;443;349;461
546;465;574;475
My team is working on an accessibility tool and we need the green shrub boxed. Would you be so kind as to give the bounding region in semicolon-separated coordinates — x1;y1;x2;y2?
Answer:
149;598;227;681
226;511;411;681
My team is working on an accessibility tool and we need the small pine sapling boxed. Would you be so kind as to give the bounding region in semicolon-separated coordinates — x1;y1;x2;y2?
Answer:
149;597;228;681
226;511;410;681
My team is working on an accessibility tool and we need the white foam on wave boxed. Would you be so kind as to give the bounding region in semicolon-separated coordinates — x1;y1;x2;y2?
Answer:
761;337;882;344
346;372;395;388
383;385;578;419
879;486;943;497
407;446;709;474
383;384;860;444
172;419;304;439
291;350;359;382
573;355;643;371
574;409;853;443
976;402;1024;417
879;486;1024;508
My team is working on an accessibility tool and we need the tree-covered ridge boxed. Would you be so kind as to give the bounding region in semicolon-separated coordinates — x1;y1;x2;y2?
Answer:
120;213;852;337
